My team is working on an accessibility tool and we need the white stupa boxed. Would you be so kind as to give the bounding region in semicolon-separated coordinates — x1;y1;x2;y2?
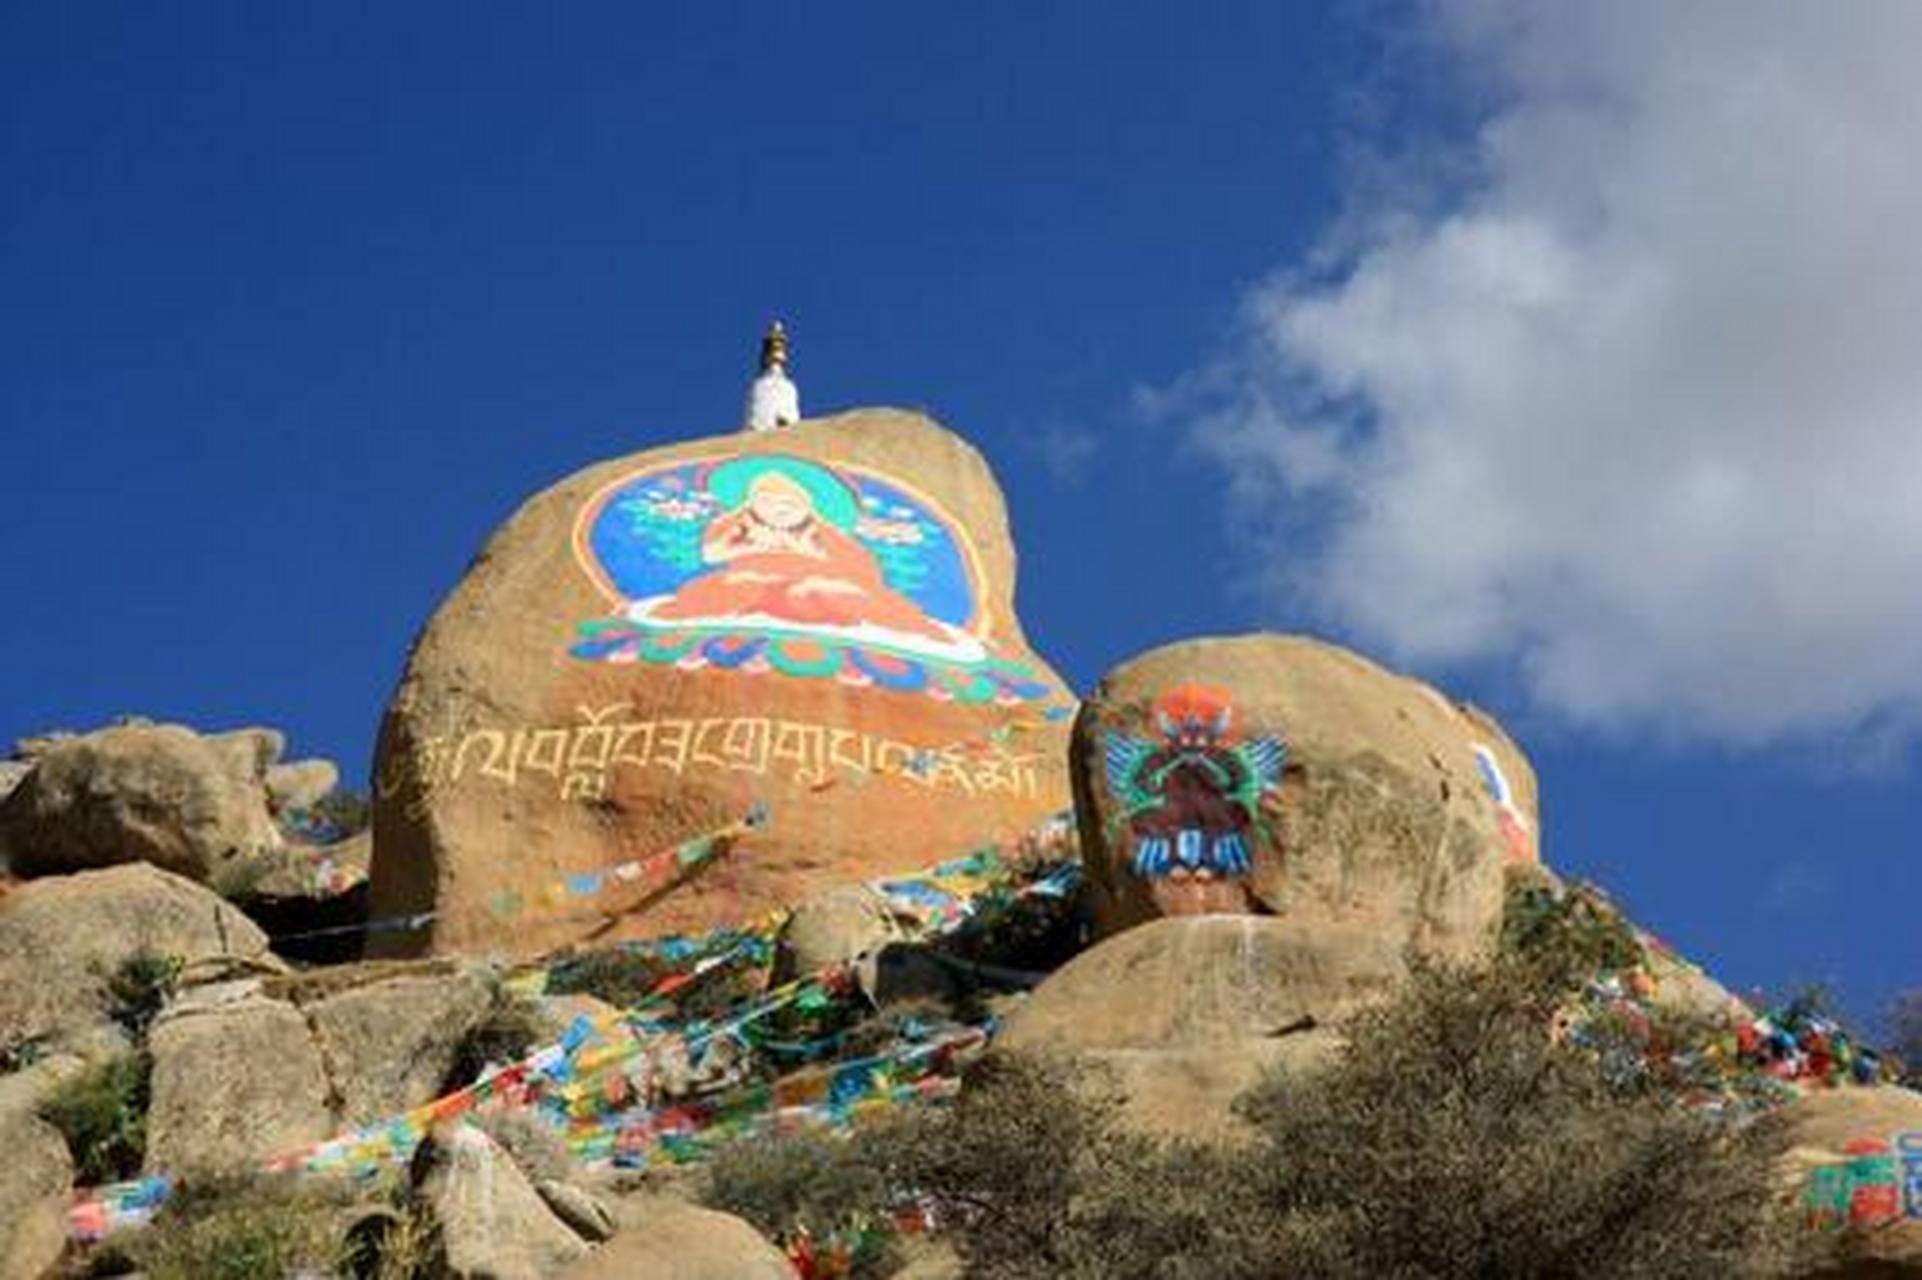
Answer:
743;320;800;432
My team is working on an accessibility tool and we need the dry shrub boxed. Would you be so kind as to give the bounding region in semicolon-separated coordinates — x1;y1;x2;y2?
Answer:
703;1056;1272;1280
129;1173;347;1280
1237;959;1809;1279
707;955;1821;1279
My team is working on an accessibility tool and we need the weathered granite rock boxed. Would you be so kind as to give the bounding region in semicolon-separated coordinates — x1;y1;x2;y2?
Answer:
0;863;283;1059
561;1194;793;1280
205;726;286;782
771;883;906;993
892;1237;966;1280
996;916;1360;1137
536;1179;618;1243
0;1080;73;1280
304;967;498;1127
475;1104;582;1186
265;758;340;814
11;732;74;761
418;1123;590;1280
1073;633;1535;944
370;409;1076;957
145;994;334;1176
0;724;282;882
234;830;371;901
0;761;31;808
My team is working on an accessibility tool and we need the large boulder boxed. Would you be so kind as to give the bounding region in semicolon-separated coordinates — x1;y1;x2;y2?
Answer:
370;409;1076;957
561;1195;793;1280
144;993;335;1177
995;916;1360;1137
1072;634;1535;945
0;863;283;1060
417;1123;591;1280
0;723;282;882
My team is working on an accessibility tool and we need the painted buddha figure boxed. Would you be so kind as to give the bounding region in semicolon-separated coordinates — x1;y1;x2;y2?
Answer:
642;456;954;646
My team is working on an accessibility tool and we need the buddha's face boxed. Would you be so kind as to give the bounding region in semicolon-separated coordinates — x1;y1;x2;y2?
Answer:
746;473;814;530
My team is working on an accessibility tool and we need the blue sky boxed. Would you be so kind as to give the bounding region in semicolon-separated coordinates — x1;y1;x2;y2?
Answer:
4;3;1917;1021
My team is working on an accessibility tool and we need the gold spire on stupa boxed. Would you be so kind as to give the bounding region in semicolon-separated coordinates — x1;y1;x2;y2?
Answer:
744;319;800;432
758;320;789;374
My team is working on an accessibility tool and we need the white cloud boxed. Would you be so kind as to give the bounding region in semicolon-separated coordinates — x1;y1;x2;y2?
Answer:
1031;423;1099;486
1172;0;1922;747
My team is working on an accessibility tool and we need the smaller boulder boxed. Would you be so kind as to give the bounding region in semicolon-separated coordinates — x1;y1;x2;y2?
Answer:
474;1105;581;1187
995;916;1377;1137
265;758;341;814
0;863;284;1059
561;1194;793;1280
772;884;907;995
0;1090;72;1280
0;723;282;882
227;830;371;902
537;1179;618;1243
303;967;498;1126
144;994;334;1177
205;726;287;782
10;732;74;761
0;760;30;808
417;1122;590;1280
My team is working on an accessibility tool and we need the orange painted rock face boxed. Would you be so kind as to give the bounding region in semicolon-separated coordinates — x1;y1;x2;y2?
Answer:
1074;634;1538;955
368;409;1075;958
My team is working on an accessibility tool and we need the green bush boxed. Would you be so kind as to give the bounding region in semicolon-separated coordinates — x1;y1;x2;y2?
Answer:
38;1052;151;1183
1499;872;1644;991
107;950;183;1037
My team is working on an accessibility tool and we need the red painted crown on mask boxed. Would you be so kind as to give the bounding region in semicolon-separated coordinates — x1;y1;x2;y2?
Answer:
1150;683;1237;745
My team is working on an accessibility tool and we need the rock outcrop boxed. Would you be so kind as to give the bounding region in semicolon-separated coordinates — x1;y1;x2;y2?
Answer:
265;758;341;814
0;863;283;1060
145;992;335;1176
561;1194;794;1280
0;1075;73;1280
1072;634;1536;944
138;961;508;1176
300;966;497;1126
0;723;283;882
370;409;1075;957
0;760;31;808
770;883;907;992
995;916;1357;1136
417;1122;591;1280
